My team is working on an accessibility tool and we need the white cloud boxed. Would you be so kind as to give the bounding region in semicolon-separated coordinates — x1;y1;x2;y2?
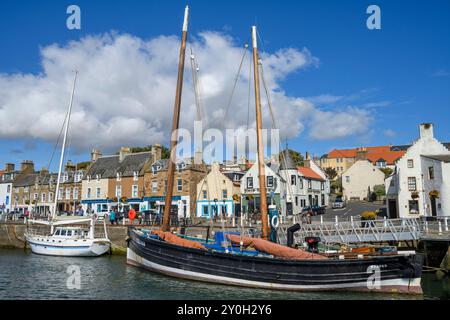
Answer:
383;129;396;138
309;107;373;140
0;31;373;154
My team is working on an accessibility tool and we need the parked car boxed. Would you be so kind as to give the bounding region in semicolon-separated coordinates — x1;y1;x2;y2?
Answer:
301;205;326;216
332;197;346;209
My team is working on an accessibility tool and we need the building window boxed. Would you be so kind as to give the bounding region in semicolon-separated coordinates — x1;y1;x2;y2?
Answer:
49;192;53;202
345;176;350;183
151;182;158;193
115;185;122;197
202;206;209;216
407;177;417;191
96;174;100;182
58;187;63;200
177;178;182;192
96;187;101;198
164;180;168;195
132;185;138;198
33;193;38;200
41;193;46;202
116;172;121;181
222;189;227;199
133;171;139;181
73;187;79;199
246;177;253;189
299;177;303;189
7;185;10;193
321;194;325;206
409;200;419;214
308;180;312;190
321;182;325;190
267;176;274;188
291;175;296;186
407;159;414;168
87;175;91;183
87;188;92;199
295;196;298;206
428;167;434;180
65;188;71;200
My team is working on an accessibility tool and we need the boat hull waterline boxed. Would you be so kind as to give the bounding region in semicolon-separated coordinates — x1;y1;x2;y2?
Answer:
26;235;110;257
126;229;423;294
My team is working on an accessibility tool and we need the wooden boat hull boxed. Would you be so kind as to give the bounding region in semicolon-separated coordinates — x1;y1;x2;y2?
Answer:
126;229;423;294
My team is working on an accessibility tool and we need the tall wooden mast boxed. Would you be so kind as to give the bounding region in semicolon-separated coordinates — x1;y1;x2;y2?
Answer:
162;6;189;231
251;26;269;240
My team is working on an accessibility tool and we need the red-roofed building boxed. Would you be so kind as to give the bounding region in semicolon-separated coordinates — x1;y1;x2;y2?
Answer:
320;145;406;179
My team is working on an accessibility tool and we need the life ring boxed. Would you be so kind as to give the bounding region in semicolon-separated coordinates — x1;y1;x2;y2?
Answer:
271;215;279;229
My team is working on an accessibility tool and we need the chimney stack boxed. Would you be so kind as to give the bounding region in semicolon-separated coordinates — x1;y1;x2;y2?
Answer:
20;160;35;173
194;149;203;165
151;144;162;162
91;149;102;162
65;160;76;172
5;163;15;173
419;123;434;140
305;152;310;160
119;147;131;162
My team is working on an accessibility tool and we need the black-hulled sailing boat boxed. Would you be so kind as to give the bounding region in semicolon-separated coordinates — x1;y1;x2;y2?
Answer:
126;6;423;294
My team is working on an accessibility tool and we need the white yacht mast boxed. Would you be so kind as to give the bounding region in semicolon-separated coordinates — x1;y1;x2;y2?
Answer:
52;70;78;220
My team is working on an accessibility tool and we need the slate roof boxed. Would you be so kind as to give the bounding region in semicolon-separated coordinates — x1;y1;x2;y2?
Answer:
87;152;152;178
421;154;450;163
12;173;38;187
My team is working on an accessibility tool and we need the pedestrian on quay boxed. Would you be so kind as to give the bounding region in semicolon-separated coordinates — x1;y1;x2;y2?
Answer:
128;208;136;225
109;210;116;226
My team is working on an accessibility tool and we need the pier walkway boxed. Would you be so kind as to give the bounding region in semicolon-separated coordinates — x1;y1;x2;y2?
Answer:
277;216;450;245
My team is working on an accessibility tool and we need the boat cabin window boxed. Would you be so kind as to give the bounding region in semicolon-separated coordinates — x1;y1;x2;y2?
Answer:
55;230;61;236
66;230;72;236
60;230;67;236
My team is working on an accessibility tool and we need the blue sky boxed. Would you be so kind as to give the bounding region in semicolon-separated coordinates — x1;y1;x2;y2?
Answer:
0;0;449;170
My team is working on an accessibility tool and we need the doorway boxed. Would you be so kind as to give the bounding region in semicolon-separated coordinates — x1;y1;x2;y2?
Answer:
430;196;437;217
388;199;398;219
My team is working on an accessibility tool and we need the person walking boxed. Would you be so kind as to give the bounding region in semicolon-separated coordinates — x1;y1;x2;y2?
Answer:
109;210;116;226
128;208;136;225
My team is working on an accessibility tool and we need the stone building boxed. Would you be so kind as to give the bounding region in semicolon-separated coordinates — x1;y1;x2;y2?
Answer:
11;161;37;214
81;146;158;214
143;158;206;218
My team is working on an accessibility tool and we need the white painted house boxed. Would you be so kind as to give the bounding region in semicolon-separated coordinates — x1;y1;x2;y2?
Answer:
342;160;385;201
0;164;17;213
385;123;450;218
279;151;330;214
240;156;286;216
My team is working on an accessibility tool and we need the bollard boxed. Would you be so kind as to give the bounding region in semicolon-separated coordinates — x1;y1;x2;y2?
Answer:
232;216;235;228
439;221;443;235
350;216;354;227
425;220;429;233
320;216;323;225
335;216;338;227
383;216;387;228
445;218;449;232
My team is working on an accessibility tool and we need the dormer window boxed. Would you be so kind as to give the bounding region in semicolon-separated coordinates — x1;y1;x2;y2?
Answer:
133;171;139;181
87;175;91;183
116;172;122;181
96;174;100;182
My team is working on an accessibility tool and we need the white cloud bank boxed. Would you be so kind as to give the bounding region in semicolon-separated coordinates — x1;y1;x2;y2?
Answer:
0;31;373;153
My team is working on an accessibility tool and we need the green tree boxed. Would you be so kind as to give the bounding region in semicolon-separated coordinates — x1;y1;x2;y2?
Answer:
379;167;393;178
324;167;338;180
373;184;386;197
128;145;170;159
279;149;304;166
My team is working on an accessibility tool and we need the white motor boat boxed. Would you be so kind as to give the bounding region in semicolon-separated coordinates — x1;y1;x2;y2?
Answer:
25;217;110;257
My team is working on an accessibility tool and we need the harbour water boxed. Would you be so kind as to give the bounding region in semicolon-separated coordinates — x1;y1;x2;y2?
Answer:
0;249;448;300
